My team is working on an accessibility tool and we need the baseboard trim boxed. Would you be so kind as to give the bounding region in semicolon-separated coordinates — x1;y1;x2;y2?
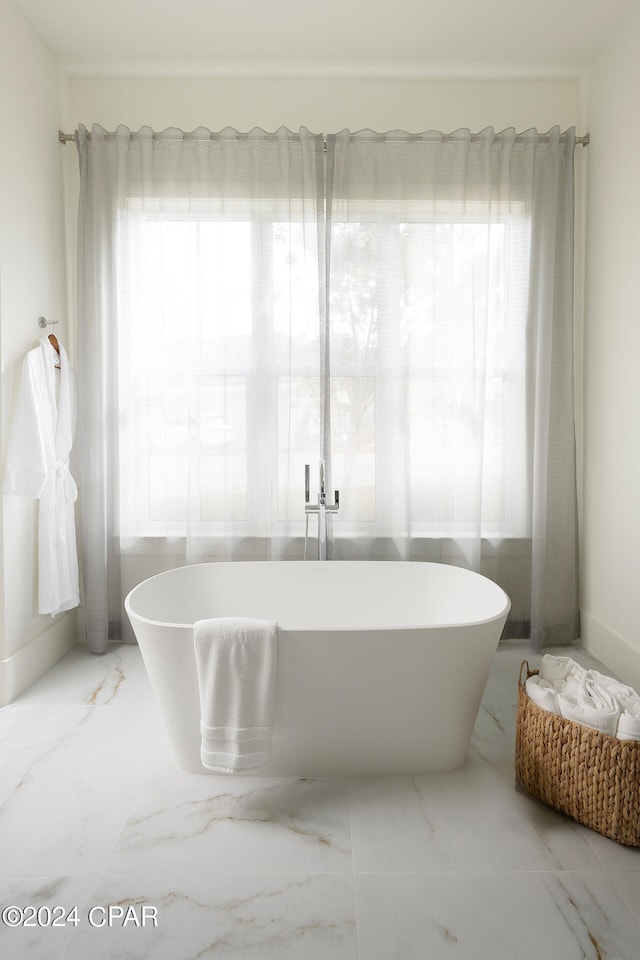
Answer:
0;614;77;706
580;609;640;689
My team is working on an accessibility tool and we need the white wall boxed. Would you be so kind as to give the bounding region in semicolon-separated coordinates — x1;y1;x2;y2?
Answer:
0;0;77;704
581;3;640;688
65;72;582;138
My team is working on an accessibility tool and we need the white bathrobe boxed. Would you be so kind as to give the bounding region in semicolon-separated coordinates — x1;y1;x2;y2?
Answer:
3;336;79;616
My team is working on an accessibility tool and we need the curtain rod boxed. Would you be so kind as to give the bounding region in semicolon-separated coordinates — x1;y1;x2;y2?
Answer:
58;129;591;147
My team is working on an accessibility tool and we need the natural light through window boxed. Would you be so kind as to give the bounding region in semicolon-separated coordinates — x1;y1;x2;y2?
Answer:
117;199;528;543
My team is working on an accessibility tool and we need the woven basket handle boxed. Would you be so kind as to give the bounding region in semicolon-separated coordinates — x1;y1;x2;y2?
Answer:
519;659;531;687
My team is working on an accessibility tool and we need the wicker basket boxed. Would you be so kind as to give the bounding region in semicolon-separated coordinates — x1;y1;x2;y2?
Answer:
515;660;640;846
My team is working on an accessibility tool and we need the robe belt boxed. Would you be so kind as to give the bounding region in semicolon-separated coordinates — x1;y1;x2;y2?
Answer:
54;462;78;543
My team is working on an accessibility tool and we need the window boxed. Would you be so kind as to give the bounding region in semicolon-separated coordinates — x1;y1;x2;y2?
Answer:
118;201;322;540
118;198;528;543
327;203;528;538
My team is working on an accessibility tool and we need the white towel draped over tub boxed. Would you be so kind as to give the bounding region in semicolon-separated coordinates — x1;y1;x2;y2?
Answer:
193;617;278;773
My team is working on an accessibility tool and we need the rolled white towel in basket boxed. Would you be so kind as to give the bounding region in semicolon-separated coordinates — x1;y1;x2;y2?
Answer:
587;669;640;740
525;674;561;715
539;655;587;689
526;655;587;716
527;655;640;740
587;670;638;707
194;617;277;773
617;700;640;742
558;678;620;738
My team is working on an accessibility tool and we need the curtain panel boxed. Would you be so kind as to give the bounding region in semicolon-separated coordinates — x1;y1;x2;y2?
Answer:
76;124;579;653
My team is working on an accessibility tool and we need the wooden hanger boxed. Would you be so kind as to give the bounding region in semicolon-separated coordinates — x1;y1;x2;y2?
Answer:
48;333;61;368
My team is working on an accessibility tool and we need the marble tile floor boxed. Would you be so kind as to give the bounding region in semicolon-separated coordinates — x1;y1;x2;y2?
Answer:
1;640;640;959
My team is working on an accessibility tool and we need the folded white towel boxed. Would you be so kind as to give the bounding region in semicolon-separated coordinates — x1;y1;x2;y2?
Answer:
618;699;640;742
525;674;561;715
558;678;620;738
539;655;587;687
194;617;277;774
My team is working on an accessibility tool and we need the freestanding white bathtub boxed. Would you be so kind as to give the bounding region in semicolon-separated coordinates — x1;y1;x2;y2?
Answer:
125;561;510;776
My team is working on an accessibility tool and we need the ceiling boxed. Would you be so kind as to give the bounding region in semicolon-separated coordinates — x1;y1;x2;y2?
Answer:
10;0;635;73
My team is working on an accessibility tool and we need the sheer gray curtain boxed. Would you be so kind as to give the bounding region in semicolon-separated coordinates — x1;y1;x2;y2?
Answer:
76;125;326;651
76;124;578;653
325;127;579;647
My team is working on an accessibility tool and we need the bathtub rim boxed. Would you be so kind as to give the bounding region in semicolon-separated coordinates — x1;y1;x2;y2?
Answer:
124;559;511;634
